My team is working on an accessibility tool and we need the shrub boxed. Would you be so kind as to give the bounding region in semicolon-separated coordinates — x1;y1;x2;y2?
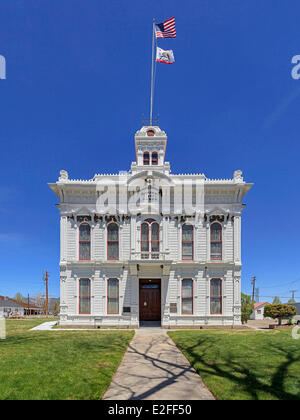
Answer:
241;293;254;324
264;304;296;325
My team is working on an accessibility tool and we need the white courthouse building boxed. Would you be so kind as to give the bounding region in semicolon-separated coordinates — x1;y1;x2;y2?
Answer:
49;125;252;328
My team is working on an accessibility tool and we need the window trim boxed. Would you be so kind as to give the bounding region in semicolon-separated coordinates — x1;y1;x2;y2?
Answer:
182;224;194;261
107;278;119;315
79;278;91;314
141;219;159;259
181;278;193;315
107;222;119;261
143;151;150;165
210;222;222;261
79;223;91;261
210;278;222;315
151;151;158;165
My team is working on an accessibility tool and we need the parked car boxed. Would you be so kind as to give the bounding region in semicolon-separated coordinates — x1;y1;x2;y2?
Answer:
291;315;300;325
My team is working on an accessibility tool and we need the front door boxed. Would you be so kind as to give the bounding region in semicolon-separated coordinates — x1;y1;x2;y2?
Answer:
139;279;161;321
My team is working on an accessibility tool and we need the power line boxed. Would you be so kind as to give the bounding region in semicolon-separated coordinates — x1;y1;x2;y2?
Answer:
258;278;300;289
247;295;300;299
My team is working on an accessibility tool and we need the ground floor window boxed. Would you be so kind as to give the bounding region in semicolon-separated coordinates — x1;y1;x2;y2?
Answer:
107;278;119;314
182;279;193;314
210;278;222;314
79;278;91;314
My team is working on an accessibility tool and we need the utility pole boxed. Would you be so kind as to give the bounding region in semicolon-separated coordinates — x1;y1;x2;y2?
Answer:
290;290;297;301
43;271;49;318
251;276;256;302
27;293;30;316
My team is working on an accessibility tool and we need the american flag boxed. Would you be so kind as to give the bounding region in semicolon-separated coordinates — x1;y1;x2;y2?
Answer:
155;17;176;38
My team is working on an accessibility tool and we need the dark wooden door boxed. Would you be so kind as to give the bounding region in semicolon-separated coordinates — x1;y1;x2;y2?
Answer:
139;279;161;321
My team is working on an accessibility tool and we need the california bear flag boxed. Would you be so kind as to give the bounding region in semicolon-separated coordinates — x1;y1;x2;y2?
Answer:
156;47;175;64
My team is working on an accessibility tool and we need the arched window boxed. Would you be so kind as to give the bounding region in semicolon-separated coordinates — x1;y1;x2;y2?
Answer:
79;278;91;314
210;223;222;260
141;219;159;259
210;278;222;314
79;223;91;260
182;279;193;314
107;278;119;314
107;223;119;260
182;224;193;260
143;152;150;165
147;129;155;136
152;152;158;165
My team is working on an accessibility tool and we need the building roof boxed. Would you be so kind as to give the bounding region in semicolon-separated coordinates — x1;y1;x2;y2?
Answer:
0;298;23;308
0;296;41;309
254;302;269;310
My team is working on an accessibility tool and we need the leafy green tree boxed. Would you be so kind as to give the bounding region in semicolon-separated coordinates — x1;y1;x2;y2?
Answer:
13;292;26;303
272;296;281;304
241;293;254;324
264;304;296;325
288;298;296;304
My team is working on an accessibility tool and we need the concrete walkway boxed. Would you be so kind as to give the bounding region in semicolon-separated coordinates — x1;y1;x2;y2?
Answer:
30;321;57;331
103;331;215;400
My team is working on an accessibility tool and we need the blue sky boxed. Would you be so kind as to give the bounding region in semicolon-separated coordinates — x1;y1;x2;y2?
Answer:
0;0;299;302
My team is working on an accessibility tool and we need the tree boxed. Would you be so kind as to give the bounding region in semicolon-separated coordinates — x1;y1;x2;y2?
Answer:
272;296;281;304
13;292;26;303
241;293;254;324
52;300;60;315
288;298;296;304
264;304;296;325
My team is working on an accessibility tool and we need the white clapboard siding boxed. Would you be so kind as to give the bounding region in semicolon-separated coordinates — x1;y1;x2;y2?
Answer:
93;273;104;314
66;222;76;260
225;222;234;261
196;274;207;316
66;278;77;314
168;220;179;261
94;224;105;260
196;224;207;261
121;222;131;260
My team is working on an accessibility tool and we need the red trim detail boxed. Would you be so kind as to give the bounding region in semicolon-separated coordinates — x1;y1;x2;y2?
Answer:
181;278;193;315
79;278;91;314
210;278;222;314
79;223;91;261
107;278;119;315
107;222;119;260
210;222;222;261
152;151;158;165
143;151;150;165
141;219;159;258
182;224;194;261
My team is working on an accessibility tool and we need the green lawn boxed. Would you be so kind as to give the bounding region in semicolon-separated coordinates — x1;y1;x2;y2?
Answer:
0;319;134;400
168;329;300;400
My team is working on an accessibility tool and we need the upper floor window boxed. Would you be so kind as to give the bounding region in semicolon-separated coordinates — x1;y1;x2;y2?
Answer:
210;278;222;314
79;278;91;314
107;278;119;314
107;223;119;260
182;279;193;314
79;223;91;260
143;152;150;165
182;224;193;260
141;218;159;259
152;152;158;165
210;222;222;260
147;129;155;136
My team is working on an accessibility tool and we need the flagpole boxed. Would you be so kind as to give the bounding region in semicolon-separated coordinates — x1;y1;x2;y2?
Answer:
150;18;155;126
